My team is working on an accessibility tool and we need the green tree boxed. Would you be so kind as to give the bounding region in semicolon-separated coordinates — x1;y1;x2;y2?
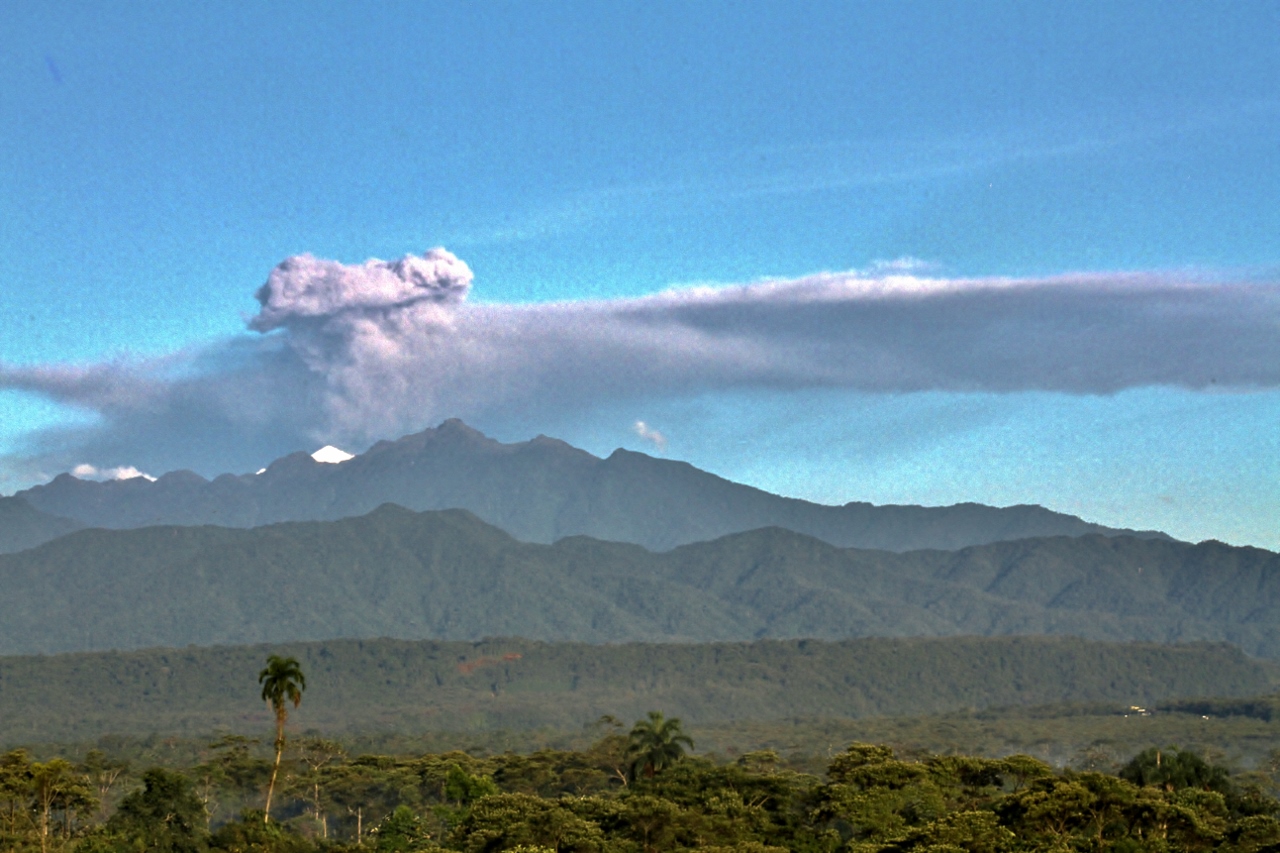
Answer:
880;810;1016;853
452;793;605;853
79;750;129;822
625;712;693;781
30;759;94;853
107;768;208;853
292;737;344;839
444;766;499;806
315;758;417;844
209;810;313;853
1120;747;1231;793
0;750;35;843
373;805;433;853
258;655;306;823
617;794;681;853
190;736;269;829
816;745;945;846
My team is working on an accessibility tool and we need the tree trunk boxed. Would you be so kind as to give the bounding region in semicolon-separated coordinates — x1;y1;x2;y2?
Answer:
264;714;285;823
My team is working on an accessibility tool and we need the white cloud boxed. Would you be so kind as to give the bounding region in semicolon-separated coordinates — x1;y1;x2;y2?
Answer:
70;463;156;482
633;421;668;452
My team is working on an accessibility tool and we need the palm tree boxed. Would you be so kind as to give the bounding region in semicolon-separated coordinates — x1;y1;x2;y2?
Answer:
258;654;306;822
625;711;693;780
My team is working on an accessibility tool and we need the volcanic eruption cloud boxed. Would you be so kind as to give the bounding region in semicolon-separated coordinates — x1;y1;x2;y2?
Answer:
3;247;1280;478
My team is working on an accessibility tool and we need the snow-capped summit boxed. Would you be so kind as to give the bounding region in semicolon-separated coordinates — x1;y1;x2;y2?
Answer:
311;445;355;464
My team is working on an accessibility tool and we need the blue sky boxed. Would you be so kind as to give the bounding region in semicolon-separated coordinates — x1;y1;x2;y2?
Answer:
2;1;1279;548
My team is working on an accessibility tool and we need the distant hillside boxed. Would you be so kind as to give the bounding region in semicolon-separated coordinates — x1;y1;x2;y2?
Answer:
9;419;1165;554
0;505;1275;656
0;496;83;554
0;635;1271;745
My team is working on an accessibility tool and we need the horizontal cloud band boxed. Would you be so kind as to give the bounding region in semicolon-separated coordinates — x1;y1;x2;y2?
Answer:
2;250;1278;476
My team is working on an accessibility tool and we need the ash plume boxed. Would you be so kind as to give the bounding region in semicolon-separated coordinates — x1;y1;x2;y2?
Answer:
3;247;1280;481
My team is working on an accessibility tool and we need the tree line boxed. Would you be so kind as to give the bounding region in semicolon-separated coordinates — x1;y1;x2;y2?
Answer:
2;635;1270;749
6;725;1280;851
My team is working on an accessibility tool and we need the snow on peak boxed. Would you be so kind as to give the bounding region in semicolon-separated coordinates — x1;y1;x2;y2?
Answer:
311;445;355;464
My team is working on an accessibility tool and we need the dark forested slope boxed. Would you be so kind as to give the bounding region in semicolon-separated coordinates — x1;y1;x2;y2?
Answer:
0;495;83;554
10;419;1164;554
0;635;1271;744
0;504;1275;656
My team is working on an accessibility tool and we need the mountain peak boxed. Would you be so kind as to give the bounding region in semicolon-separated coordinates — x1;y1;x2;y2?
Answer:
9;421;1173;555
434;418;490;442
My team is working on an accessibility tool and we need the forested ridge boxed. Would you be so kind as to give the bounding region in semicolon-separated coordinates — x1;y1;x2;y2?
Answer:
0;505;1275;656
0;497;82;555
0;636;1272;745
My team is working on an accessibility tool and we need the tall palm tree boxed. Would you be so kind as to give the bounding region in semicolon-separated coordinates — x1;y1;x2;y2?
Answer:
625;711;693;780
258;654;306;822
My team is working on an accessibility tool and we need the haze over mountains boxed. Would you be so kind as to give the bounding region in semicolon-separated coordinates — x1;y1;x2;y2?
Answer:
5;419;1165;556
2;503;1277;657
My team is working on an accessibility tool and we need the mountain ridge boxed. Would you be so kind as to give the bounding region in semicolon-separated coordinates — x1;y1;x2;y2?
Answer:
6;419;1169;554
0;496;84;554
0;503;1272;657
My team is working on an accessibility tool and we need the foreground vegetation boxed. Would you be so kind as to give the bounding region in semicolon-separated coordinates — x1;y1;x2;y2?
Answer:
8;728;1280;853
11;652;1280;851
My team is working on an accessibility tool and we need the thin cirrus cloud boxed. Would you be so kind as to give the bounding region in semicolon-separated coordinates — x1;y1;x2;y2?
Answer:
1;247;1278;478
450;118;1210;249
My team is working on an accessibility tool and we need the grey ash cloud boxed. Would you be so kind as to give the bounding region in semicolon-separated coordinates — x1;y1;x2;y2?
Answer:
250;248;473;331
2;248;1279;480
